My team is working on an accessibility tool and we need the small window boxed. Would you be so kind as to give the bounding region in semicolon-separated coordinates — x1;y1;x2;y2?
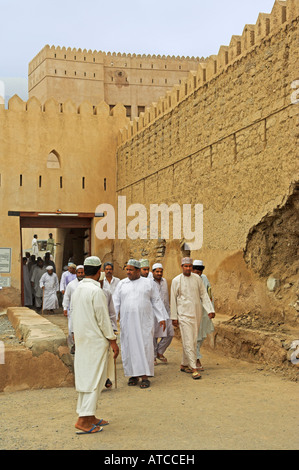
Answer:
20;175;23;187
104;178;107;191
140;78;142;83
47;150;60;169
39;175;42;188
165;78;167;84
60;176;63;189
82;177;85;189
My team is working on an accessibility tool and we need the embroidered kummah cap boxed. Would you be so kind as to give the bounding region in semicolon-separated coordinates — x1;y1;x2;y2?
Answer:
84;256;102;267
68;263;76;269
139;259;150;268
152;263;163;270
76;265;84;270
193;260;204;268
127;259;141;268
46;265;54;270
181;257;193;265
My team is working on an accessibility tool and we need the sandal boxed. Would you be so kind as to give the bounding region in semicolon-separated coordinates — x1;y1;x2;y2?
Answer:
128;377;139;386
157;355;167;363
140;379;150;389
192;371;201;380
105;378;112;388
180;366;193;373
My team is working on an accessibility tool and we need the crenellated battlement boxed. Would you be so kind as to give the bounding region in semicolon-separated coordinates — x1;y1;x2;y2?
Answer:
28;44;202;75
0;94;129;121
117;0;299;144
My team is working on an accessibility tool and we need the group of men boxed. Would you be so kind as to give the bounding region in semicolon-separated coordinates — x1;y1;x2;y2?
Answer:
24;247;215;435
70;255;215;435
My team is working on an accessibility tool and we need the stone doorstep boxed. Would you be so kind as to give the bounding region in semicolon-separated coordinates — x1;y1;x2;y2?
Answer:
6;307;69;357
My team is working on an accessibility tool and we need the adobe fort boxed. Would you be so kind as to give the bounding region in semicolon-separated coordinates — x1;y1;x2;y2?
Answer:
0;0;298;380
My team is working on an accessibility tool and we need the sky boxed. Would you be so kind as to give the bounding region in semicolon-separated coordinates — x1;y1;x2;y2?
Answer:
0;0;276;100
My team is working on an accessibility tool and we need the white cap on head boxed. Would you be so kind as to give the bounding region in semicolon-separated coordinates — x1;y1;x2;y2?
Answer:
152;263;163;271
84;256;101;267
193;260;204;267
46;265;53;271
76;265;84;270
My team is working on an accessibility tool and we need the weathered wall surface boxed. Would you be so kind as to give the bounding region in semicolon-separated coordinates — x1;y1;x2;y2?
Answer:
0;98;128;303
114;1;299;323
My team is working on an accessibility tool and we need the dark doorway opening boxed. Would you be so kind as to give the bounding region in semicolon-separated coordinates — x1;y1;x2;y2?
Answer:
19;212;93;306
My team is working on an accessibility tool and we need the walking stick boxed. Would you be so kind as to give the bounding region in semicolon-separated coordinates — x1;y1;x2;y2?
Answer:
41;287;44;315
114;357;117;389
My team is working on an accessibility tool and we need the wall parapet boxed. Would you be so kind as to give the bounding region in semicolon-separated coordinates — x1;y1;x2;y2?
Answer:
1;95;128;120
28;44;203;76
117;0;298;145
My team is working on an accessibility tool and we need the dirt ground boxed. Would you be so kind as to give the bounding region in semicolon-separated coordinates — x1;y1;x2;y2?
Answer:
0;312;298;451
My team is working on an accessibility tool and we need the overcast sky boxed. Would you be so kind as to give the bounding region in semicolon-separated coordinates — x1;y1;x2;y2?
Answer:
0;0;276;98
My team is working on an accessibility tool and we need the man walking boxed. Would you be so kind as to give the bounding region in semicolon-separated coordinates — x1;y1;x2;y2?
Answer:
151;263;174;365
30;258;46;311
103;262;120;295
72;256;119;434
192;260;215;370
39;266;59;313
113;259;167;389
170;257;215;380
63;265;85;351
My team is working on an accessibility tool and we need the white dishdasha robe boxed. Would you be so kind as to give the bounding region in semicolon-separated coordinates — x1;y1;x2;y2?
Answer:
113;276;168;377
170;272;214;370
39;272;59;310
72;278;116;393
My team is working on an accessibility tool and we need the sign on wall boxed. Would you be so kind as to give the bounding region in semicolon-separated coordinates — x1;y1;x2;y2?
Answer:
0;248;12;273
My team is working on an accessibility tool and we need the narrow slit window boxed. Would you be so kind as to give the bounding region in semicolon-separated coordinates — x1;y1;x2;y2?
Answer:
82;177;85;189
104;178;107;191
39;175;42;187
20;175;22;187
60;176;63;188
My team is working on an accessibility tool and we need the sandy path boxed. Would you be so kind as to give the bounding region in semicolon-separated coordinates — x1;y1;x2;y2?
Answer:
0;334;298;451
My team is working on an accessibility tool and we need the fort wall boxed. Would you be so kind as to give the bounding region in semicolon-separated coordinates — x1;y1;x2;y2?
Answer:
0;97;128;302
28;46;202;119
114;0;299;321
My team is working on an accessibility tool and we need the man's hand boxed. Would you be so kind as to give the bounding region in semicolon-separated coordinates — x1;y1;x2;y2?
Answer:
172;320;179;327
63;309;68;317
109;339;119;359
208;312;215;319
159;320;166;331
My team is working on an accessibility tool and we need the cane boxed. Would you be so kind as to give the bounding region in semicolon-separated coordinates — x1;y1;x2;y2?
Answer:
41;287;44;315
114;357;117;389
